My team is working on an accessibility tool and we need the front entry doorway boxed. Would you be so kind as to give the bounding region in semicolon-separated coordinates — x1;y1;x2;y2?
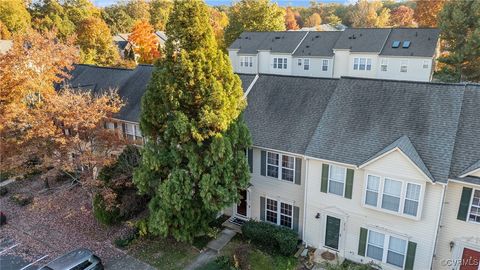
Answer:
236;189;249;219
324;215;341;250
460;247;480;270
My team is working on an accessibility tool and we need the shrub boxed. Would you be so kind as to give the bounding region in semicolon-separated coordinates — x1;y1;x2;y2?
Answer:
0;171;12;182
0;186;8;196
114;230;137;248
10;193;33;206
242;221;298;256
93;194;121;225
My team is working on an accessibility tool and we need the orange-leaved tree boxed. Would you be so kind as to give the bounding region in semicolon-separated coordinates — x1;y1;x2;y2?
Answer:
128;20;160;64
0;29;125;185
285;7;299;30
414;0;445;27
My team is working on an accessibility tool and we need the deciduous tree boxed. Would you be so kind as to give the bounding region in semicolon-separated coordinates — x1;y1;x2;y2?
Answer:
76;16;120;66
30;0;76;39
390;5;415;27
414;0;445;27
305;13;322;28
0;0;31;33
224;0;285;47
285;7;299;30
134;0;251;242
209;7;229;50
102;4;134;34
325;14;342;26
149;0;172;31
63;0;101;26
349;0;390;28
437;0;480;82
0;21;11;39
0;29;124;183
128;20;160;64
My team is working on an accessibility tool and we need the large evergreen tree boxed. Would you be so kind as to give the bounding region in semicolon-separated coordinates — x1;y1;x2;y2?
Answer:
224;0;285;47
437;0;480;82
134;0;251;242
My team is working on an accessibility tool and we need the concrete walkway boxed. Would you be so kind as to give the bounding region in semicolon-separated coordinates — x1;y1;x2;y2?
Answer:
185;228;237;270
105;253;156;270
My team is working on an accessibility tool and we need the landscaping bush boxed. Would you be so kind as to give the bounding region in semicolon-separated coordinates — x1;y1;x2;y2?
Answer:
0;186;8;196
242;220;298;256
93;194;121;225
10;193;33;206
114;230;137;248
0;171;12;182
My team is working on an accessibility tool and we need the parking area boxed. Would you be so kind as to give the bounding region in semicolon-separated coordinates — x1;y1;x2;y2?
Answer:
0;238;49;270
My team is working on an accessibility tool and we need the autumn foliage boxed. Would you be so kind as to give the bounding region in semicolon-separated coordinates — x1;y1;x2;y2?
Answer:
0;29;124;183
390;5;415;27
414;0;445;27
128;20;161;64
285;7;299;30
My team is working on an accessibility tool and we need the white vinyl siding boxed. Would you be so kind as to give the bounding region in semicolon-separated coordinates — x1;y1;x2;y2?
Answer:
364;174;423;219
265;198;293;229
367;229;407;268
469;189;480;223
266;151;295;182
328;164;346;196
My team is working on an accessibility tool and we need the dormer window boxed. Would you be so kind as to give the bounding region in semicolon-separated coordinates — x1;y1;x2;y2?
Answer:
392;41;401;48
402;40;411;48
364;173;423;219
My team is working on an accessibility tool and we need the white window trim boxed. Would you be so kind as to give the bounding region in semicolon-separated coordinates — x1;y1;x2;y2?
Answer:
362;173;424;220
273;57;288;70
353;57;372;71
304;58;310;70
468;188;480;224
265;196;294;229
297;58;302;66
366;229;408;269
327;164;347;197
400;60;408;73
422;60;430;69
381;59;388;72
265;151;296;183
322;59;329;71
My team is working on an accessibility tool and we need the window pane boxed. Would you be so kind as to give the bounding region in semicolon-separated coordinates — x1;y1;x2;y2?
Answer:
135;125;142;137
280;215;292;228
267;198;277;211
267;165;279;178
282;168;294;182
469;190;480;223
273;58;277;68
367;231;385;261
283;58;287;69
354;58;359;70
382;194;401;212
366;190;378;206
366;59;372;70
404;200;419;216
266;199;278;224
329;181;344;196
384;179;402;196
267;152;279;165
267;153;279;178
298;59;302;66
387;237;406;267
368;231;385;246
367;175;380;191
330;165;346;182
406;183;421;200
359;58;366;70
387;251;405;267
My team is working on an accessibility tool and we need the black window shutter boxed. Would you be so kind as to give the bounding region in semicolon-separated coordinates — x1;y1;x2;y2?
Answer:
121;123;126;136
405;241;417;270
248;148;253;173
260;151;266;176
344;168;354;199
103;121;107;129
358;227;368;256
457;187;473;221
293;206;300;232
295;158;302;185
321;164;329;193
260;196;265;221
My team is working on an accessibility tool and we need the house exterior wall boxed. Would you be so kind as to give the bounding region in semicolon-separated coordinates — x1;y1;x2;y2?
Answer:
292;57;334;78
346;53;379;79
434;181;480;270
376;56;433;82
332;50;349;78
228;49;240;72
304;151;444;270
258;51;270;74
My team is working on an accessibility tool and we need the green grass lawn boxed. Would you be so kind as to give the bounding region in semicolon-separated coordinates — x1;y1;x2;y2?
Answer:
129;237;199;270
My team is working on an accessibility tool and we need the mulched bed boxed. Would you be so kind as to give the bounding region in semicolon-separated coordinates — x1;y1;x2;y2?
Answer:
0;177;132;264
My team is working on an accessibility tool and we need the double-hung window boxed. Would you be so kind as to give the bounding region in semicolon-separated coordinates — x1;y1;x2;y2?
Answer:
273;57;287;69
265;198;293;229
124;123;142;142
422;60;429;69
266;151;295;182
298;59;302;66
400;60;408;72
328;165;346;196
381;59;388;72
303;59;310;70
366;230;407;268
322;59;328;71
469;189;480;223
353;57;372;71
364;174;423;218
240;56;253;67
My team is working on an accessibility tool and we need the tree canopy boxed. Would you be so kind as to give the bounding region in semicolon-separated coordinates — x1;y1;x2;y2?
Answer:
128;20;161;64
0;0;31;33
224;0;285;47
414;0;445;27
134;0;251;242
349;0;390;28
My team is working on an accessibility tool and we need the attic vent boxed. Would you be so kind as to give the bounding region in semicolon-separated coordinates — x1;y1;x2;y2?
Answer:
306;45;310;48
275;36;281;39
315;35;320;38
402;40;411;48
392;40;401;48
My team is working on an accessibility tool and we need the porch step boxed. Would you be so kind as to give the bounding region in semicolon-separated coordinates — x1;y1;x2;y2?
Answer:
222;218;243;234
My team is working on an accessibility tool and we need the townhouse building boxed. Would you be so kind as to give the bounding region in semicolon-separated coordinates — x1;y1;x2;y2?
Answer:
228;28;440;82
64;64;480;270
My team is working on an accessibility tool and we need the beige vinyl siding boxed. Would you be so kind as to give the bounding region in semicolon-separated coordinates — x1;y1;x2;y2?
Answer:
304;150;444;270
434;181;480;270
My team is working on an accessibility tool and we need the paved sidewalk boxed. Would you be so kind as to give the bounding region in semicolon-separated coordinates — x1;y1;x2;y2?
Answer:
105;253;156;270
185;228;237;270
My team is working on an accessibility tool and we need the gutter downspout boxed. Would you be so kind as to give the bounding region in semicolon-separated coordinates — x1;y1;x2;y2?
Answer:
430;183;447;269
302;157;310;246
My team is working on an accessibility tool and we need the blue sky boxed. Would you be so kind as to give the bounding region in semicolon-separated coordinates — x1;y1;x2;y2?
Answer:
92;0;350;7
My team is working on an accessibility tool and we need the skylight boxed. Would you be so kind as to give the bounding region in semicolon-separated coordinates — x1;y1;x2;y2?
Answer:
392;41;401;48
403;40;411;48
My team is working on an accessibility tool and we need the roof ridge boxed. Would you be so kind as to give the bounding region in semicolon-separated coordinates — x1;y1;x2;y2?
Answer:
74;64;135;71
340;76;468;87
259;73;340;81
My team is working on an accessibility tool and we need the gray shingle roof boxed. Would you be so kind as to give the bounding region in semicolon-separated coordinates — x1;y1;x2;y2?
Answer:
333;28;391;52
305;77;466;183
65;64;153;122
449;85;480;185
244;75;338;155
293;31;342;57
237;74;257;92
380;28;440;57
229;31;308;54
361;135;435;182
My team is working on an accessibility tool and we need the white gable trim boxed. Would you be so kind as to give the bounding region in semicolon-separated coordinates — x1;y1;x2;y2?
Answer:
459;167;480;178
359;147;435;183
